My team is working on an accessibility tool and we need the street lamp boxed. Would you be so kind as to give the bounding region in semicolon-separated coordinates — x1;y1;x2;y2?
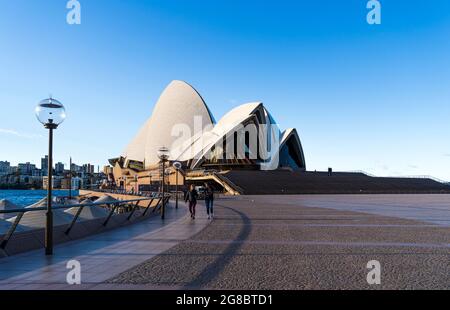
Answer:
134;174;138;194
165;168;171;194
35;97;66;255
157;146;169;219
173;161;182;209
69;157;73;199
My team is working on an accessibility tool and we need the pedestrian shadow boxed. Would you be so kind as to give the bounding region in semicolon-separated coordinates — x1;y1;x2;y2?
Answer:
184;205;252;289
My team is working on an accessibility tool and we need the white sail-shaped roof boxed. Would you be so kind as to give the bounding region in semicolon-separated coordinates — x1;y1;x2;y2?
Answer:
123;80;215;167
185;102;264;167
119;80;306;171
279;128;306;170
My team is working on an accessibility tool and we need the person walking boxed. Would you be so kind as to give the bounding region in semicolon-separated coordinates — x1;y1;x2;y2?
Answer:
185;184;198;219
204;182;215;219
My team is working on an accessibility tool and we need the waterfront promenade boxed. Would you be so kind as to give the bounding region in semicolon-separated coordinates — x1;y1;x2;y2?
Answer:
0;202;210;289
0;194;449;290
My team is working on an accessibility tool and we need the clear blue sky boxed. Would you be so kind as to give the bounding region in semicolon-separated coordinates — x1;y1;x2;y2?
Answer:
1;0;449;180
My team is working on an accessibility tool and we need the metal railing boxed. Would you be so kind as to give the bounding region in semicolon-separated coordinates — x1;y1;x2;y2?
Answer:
345;170;449;184
91;189;162;197
0;193;171;251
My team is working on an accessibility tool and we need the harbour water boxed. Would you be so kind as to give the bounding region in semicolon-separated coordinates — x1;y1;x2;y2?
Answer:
0;190;79;207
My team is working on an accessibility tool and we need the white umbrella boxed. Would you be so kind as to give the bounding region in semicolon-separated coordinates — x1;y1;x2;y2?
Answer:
0;199;20;219
64;198;109;220
7;204;73;230
94;195;119;205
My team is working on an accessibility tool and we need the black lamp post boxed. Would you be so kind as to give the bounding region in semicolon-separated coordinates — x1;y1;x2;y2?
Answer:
35;97;66;255
134;174;138;194
173;162;182;209
157;146;169;219
69;156;72;199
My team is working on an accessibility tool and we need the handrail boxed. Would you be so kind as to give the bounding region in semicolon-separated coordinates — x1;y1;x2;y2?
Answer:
186;171;242;195
0;197;159;215
345;170;449;184
0;193;171;252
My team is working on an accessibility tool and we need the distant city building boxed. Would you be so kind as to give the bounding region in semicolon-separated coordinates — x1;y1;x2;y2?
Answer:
71;163;82;173
71;177;82;190
55;162;65;175
41;155;49;176
31;169;42;177
60;177;71;189
0;161;10;175
83;164;95;174
1;155;106;189
42;176;62;190
18;162;36;176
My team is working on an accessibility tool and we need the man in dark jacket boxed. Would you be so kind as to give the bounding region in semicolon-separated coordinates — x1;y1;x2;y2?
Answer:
204;182;214;219
185;184;198;219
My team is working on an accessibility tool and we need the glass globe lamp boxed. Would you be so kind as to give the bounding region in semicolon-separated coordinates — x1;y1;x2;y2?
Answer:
173;161;182;170
157;146;170;161
35;98;66;128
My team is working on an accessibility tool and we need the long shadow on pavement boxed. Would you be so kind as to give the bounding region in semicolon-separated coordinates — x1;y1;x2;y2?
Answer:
184;205;252;289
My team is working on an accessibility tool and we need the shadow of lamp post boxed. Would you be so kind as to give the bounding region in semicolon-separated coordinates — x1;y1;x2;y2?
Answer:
35;97;66;255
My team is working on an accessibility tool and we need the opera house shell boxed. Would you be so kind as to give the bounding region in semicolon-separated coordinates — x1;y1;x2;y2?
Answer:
114;80;306;175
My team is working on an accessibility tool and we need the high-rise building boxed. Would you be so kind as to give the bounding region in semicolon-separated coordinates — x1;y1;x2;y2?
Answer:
55;162;65;175
71;163;81;173
0;161;10;175
83;164;95;174
41;156;49;176
18;162;36;176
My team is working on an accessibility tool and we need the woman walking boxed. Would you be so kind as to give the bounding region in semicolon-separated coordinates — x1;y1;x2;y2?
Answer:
185;184;198;219
204;182;214;219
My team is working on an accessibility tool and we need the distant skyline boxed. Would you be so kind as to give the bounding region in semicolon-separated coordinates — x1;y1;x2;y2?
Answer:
1;1;450;180
0;157;98;171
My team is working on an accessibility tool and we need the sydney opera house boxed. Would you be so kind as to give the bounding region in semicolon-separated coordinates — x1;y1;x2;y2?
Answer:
110;80;306;193
110;80;450;195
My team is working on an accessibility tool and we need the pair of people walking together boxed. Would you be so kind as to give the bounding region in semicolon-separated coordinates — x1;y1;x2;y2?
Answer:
185;183;214;220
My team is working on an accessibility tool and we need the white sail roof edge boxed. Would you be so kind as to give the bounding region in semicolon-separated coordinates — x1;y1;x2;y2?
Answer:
123;80;215;167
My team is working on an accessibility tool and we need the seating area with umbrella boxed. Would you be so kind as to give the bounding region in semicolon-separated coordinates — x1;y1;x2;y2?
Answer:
64;198;110;221
0;199;20;220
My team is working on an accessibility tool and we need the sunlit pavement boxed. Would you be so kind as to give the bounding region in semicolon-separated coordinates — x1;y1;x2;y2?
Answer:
0;203;210;290
109;195;450;290
1;195;449;290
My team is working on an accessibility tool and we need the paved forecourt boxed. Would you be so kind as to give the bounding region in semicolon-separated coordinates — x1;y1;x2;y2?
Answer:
109;194;450;290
